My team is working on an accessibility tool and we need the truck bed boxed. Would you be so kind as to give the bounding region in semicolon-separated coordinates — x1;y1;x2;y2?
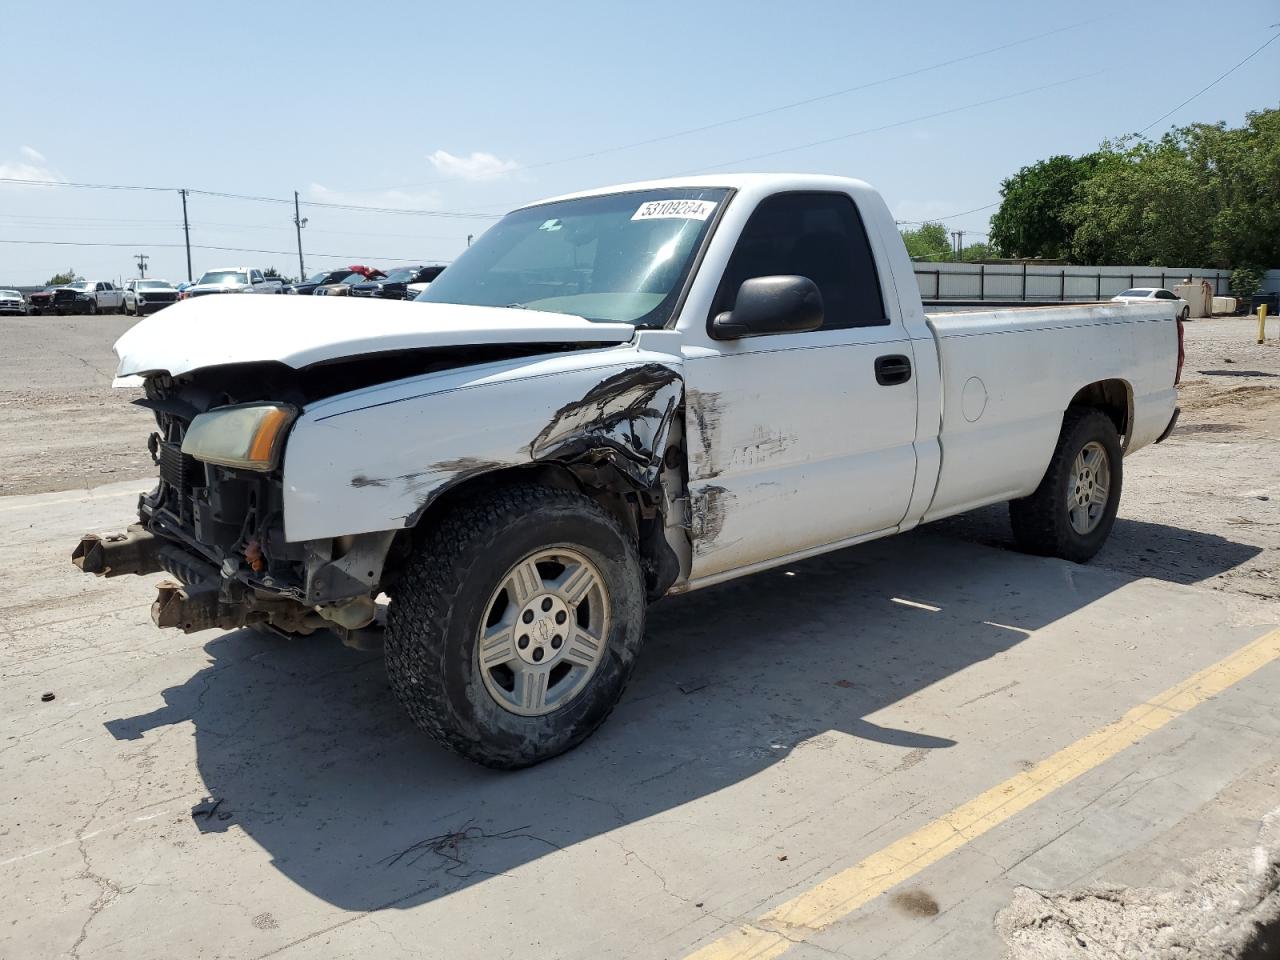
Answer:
920;300;1179;523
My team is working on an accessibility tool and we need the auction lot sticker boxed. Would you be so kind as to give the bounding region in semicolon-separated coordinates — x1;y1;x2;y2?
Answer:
632;199;718;221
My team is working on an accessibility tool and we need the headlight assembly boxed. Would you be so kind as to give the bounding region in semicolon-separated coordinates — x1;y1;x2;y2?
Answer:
181;402;298;471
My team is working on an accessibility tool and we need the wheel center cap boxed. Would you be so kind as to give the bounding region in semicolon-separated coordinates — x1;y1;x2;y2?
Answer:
515;594;569;665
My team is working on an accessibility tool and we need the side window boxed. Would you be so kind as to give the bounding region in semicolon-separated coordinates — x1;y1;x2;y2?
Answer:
1156;290;1175;300
712;192;886;330
95;282;106;292
251;270;263;283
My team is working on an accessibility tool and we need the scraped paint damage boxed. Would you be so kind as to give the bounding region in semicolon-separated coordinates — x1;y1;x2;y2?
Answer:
530;363;684;491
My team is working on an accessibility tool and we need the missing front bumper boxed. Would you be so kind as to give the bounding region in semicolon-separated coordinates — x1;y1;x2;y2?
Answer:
71;525;163;577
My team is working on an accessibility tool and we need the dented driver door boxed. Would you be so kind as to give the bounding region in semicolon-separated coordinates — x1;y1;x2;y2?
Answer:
682;190;920;583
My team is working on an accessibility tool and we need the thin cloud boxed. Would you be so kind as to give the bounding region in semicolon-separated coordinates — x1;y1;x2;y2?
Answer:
307;182;444;209
426;150;519;182
0;157;66;185
20;145;46;163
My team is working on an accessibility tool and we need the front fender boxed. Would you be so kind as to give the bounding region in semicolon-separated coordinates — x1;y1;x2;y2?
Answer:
281;348;684;542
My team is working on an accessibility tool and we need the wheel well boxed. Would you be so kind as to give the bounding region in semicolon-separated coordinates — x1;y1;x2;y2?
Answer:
1069;379;1132;443
383;462;675;599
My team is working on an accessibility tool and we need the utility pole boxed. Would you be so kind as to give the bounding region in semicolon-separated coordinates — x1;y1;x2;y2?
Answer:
179;189;192;281
135;253;149;278
293;191;307;281
954;230;965;260
467;233;474;247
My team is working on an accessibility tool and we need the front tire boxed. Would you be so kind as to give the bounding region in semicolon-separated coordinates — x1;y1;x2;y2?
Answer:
1179;307;1190;322
86;301;98;316
1009;407;1123;563
386;484;646;769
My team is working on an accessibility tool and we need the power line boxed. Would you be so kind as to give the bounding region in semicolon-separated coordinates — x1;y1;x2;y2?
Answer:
0;213;473;241
358;18;1099;192
0;177;501;220
0;238;451;263
682;72;1100;173
1137;31;1279;134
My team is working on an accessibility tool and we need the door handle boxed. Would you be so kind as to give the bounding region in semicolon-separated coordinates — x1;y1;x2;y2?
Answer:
874;354;912;386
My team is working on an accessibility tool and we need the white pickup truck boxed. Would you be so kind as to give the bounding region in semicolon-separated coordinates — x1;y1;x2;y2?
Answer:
75;174;1182;768
184;267;284;297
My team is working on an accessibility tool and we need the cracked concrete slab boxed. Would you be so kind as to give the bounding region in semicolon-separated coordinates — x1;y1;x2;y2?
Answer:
997;802;1280;959
2;478;1279;959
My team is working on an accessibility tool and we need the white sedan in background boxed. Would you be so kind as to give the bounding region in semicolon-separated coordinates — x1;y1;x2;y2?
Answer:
1112;287;1189;321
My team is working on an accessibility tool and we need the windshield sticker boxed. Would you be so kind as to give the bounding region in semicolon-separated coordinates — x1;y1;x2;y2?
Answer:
631;199;718;222
539;218;563;231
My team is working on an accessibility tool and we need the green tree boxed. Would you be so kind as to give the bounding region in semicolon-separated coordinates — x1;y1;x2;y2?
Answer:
1067;136;1215;266
46;268;79;286
1200;108;1280;268
958;241;996;262
900;222;952;261
1230;265;1265;300
988;154;1099;260
1066;108;1280;268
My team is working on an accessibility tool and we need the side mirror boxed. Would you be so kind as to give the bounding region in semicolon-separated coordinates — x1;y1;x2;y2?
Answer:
711;275;823;340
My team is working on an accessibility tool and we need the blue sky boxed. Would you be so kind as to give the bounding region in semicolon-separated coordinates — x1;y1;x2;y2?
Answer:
2;0;1277;285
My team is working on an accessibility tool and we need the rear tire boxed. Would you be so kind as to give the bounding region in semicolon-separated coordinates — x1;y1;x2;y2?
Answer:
1179;307;1190;322
386;484;646;769
1009;407;1123;563
86;301;97;316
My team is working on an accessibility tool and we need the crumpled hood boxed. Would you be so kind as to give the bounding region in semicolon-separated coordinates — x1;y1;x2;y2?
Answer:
113;294;637;378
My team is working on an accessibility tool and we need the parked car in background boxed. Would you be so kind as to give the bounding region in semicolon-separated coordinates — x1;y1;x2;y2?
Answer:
54;280;124;315
0;289;27;315
313;267;385;297
1113;288;1190;321
185;268;284;298
287;268;365;296
407;271;442;300
123;278;180;316
26;287;59;315
350;265;446;300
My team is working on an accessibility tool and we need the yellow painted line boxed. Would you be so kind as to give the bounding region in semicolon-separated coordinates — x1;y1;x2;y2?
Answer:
684;627;1280;960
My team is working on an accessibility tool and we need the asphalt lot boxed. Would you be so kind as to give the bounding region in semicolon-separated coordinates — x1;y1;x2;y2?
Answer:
1;312;1279;958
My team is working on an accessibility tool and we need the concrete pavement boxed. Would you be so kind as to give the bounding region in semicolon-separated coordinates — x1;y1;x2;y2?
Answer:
1;479;1277;959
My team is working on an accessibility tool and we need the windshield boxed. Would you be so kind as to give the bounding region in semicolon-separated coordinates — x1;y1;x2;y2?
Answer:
1117;289;1151;298
304;271;333;284
420;187;730;325
380;267;418;283
0;290;20;297
66;282;92;291
198;270;249;285
334;273;364;284
137;279;170;289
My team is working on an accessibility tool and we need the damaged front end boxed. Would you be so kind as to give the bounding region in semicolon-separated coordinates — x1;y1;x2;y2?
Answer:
72;366;393;643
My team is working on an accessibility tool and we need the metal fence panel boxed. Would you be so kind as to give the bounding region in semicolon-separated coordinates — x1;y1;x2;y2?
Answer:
916;263;1232;303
